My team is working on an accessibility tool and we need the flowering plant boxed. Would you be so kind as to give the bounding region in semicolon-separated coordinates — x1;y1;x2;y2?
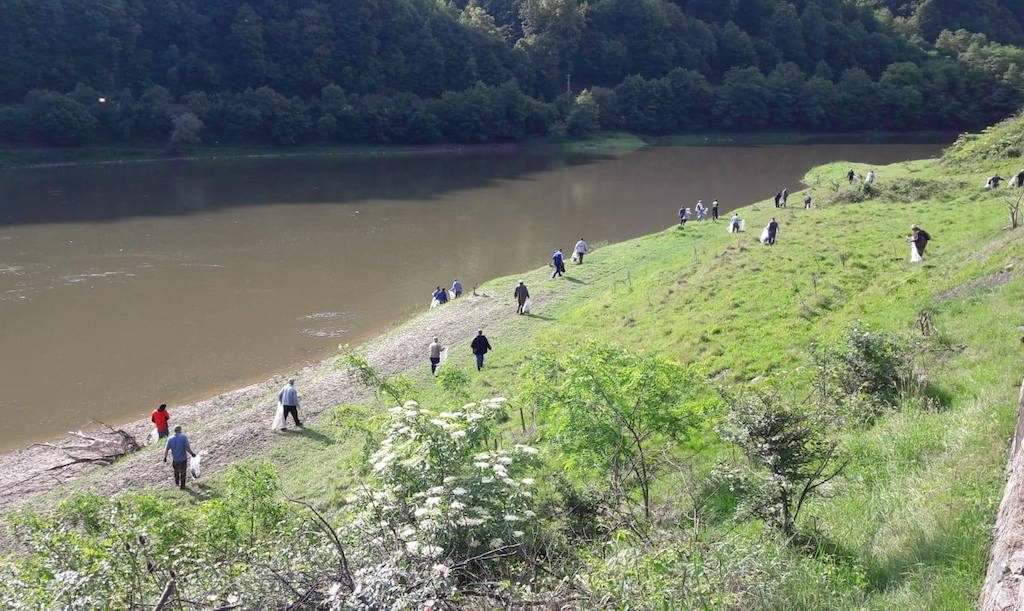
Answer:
336;398;541;607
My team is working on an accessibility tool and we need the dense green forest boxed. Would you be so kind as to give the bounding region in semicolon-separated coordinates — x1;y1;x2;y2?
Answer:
2;0;1024;147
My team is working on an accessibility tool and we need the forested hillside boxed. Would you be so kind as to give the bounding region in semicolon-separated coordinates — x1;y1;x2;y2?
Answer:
2;0;1024;147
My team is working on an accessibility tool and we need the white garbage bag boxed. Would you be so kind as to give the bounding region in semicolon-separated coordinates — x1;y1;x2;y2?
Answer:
429;297;440;309
439;347;449;363
146;427;159;445
189;453;203;479
522;298;532;314
272;401;286;430
760;226;770;244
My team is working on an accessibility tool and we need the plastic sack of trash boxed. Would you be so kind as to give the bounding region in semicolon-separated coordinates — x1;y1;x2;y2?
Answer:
760;226;770;244
570;252;580;263
522;298;532;314
439;347;450;363
271;401;286;430
429;297;440;309
189;453;203;479
146;427;159;445
739;219;746;231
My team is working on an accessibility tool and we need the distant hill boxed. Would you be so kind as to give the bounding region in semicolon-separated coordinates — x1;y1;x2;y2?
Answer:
1;0;1023;147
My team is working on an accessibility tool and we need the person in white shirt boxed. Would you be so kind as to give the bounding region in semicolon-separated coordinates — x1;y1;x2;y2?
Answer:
573;238;589;264
277;379;301;429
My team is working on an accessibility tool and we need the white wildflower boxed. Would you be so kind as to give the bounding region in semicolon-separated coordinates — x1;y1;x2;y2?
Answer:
405;541;421;554
452;487;468;496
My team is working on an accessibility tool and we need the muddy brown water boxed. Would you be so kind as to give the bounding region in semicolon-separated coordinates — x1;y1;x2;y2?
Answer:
0;142;943;450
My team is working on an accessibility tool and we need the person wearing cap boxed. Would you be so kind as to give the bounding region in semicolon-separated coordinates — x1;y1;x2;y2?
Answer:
278;378;302;429
163;425;196;490
471;330;492;371
514;281;530;315
429;337;443;374
151;403;170;439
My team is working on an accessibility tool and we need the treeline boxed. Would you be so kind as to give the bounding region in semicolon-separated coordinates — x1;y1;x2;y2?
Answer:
1;0;1023;148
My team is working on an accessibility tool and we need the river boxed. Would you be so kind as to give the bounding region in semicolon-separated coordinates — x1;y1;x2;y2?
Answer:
0;141;943;449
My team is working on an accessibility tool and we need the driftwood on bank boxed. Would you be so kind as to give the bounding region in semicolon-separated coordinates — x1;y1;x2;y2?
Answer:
979;380;1024;611
0;422;141;498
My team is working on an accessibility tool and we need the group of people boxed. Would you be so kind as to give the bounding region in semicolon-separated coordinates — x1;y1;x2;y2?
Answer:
986;169;1024;190
151;376;306;489
847;168;877;185
431;279;464;307
679;199;721;226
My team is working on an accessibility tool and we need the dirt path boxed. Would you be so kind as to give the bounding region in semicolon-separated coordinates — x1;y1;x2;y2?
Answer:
0;283;565;513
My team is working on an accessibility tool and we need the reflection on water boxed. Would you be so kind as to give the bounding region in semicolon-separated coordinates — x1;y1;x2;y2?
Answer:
0;143;943;449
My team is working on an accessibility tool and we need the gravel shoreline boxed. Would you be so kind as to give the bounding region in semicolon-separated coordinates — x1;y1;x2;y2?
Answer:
0;282;562;513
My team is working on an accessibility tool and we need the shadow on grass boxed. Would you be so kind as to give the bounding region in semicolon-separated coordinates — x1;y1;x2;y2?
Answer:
563;276;587;284
287;427;334;445
862;523;968;592
527;313;555;321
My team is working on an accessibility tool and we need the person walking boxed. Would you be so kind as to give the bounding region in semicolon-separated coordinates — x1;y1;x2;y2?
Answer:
767;217;779;245
573;238;589;264
909;225;931;262
278;378;302;429
803;194;812;209
151;404;170;439
781;188;788;207
729;213;742;233
471;329;491;371
551;249;565;278
866;170;876;185
451;279;463;298
847;168;856;183
774;191;782;208
163;425;196;490
514;281;530;314
711;200;719;222
695;200;706;220
678;206;686;226
428;337;443;374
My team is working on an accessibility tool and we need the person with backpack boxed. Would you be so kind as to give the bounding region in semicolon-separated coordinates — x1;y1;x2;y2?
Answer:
471;330;492;371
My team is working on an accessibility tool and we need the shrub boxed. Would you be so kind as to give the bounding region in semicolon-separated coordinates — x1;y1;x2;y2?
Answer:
717;392;848;537
812;322;919;425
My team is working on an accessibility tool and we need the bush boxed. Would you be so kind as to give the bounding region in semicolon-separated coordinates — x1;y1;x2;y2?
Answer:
717;392;847;536
812;322;919;425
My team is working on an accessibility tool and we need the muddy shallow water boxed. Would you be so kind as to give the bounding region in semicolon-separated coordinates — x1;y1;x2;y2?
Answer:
0;142;943;449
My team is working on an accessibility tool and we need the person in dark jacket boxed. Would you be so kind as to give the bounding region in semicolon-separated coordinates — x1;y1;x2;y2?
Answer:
773;192;782;208
514;281;530;315
551;249;565;278
804;194;812;209
433;286;449;305
711;200;719;222
471;329;491;371
781;188;788;207
451;279;463;298
767;218;779;245
848;168;856;183
912;225;931;257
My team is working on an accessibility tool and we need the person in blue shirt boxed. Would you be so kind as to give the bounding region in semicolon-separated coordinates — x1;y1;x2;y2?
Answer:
433;286;449;305
551;249;565;278
163;425;196;489
451;279;463;299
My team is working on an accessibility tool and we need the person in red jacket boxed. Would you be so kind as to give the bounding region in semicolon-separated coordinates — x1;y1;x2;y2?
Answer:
151;404;170;439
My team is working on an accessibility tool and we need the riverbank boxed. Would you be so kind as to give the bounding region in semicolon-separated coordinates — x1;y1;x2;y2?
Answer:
0;130;956;170
4;119;1024;606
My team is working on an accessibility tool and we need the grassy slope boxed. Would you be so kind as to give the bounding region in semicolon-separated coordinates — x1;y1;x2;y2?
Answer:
42;118;1024;607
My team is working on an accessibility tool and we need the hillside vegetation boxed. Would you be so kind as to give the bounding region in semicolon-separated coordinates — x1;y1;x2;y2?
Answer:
5;118;1024;608
2;0;1024;148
